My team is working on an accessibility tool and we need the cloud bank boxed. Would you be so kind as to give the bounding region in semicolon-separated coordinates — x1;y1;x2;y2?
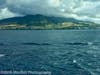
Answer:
0;0;100;23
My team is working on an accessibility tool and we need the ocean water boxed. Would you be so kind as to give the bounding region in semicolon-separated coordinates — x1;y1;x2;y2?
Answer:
0;30;100;75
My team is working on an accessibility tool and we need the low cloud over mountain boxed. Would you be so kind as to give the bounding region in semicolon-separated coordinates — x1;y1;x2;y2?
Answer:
0;0;100;23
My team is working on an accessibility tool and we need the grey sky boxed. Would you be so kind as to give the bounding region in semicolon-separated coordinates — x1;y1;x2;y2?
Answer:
0;0;100;23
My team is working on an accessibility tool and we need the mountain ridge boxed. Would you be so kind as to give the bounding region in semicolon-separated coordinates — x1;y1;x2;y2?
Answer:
0;14;99;30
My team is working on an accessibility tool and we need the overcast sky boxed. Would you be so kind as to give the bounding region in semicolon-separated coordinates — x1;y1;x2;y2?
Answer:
0;0;100;23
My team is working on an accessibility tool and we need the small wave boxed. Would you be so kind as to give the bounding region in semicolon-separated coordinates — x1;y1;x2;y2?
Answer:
22;42;51;46
93;42;100;45
0;43;5;46
47;60;92;75
19;42;100;46
63;41;100;46
1;41;100;46
71;60;93;75
0;43;11;46
64;42;90;46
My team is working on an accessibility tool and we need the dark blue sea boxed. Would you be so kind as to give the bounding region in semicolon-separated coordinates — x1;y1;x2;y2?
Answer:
0;30;100;75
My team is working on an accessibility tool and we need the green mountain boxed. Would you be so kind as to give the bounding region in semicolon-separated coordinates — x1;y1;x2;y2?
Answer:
0;14;99;30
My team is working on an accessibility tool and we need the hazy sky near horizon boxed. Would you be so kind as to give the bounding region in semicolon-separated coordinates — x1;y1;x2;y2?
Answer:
0;0;100;23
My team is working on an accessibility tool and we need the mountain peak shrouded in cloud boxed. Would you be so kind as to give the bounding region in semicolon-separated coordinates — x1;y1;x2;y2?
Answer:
0;0;100;23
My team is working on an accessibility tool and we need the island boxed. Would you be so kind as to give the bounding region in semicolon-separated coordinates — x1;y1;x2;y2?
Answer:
0;15;99;30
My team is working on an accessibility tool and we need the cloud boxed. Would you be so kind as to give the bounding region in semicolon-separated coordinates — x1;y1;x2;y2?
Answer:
6;0;62;16
0;0;100;23
0;8;19;19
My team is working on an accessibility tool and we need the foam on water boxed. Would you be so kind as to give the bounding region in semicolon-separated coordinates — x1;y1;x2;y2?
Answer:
73;60;77;63
88;42;93;45
0;54;5;57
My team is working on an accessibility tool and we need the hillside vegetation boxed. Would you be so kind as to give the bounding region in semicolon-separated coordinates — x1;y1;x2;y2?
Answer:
0;15;99;30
